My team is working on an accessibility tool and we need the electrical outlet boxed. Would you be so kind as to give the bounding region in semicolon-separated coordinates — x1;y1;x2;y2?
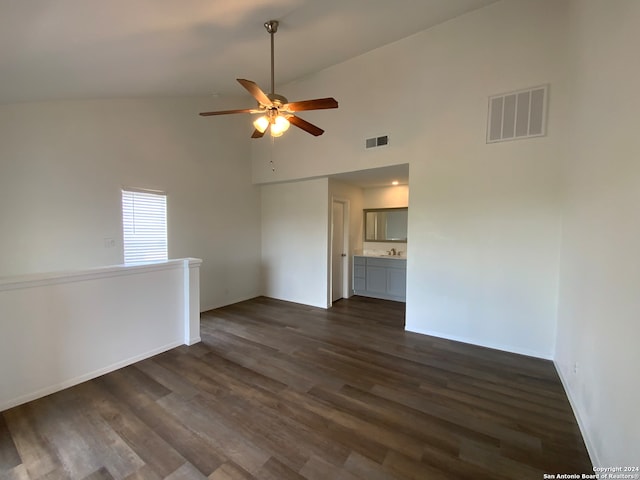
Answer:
573;362;579;374
104;238;116;248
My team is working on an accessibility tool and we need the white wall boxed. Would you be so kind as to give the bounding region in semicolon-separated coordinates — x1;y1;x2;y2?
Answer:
0;259;201;411
0;96;261;310
252;0;567;358
363;185;409;209
555;0;640;466
261;178;329;308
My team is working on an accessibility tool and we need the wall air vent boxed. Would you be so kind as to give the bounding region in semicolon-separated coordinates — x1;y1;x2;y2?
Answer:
487;85;548;143
366;135;389;149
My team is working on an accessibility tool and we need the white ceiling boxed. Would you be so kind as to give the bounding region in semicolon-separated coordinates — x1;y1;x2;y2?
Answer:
0;0;497;105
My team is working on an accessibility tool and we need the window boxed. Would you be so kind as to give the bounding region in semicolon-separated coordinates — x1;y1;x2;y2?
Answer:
122;188;167;265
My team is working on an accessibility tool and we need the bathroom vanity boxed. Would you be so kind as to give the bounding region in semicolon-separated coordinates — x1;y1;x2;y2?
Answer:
353;255;406;302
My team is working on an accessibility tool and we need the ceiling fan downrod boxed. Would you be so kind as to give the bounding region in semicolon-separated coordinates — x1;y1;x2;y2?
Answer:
264;20;278;96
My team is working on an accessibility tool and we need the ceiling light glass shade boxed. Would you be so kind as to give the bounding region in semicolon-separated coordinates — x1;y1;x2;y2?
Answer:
270;115;290;137
253;115;269;133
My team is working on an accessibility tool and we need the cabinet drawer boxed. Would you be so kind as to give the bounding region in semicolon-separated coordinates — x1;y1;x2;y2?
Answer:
353;256;366;266
366;257;406;268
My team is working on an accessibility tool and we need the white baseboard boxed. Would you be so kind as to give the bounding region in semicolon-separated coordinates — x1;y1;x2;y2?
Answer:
0;340;182;412
200;293;262;313
553;361;598;467
405;325;553;360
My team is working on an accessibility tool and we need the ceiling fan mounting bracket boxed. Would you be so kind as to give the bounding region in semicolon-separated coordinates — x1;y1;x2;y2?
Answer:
264;20;279;34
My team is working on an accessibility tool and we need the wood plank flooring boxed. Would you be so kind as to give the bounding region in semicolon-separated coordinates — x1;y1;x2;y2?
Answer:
1;296;592;479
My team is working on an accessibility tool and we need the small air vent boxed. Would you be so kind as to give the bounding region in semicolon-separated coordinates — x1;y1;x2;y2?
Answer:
487;85;548;143
366;135;389;149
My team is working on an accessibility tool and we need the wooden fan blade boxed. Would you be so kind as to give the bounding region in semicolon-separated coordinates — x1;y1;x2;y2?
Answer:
284;97;338;112
289;115;325;136
237;79;273;107
251;128;266;138
199;108;256;116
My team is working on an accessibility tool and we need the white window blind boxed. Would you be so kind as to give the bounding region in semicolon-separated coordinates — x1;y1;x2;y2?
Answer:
122;189;167;265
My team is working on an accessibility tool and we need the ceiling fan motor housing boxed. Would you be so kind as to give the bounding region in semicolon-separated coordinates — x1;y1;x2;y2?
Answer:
267;93;288;107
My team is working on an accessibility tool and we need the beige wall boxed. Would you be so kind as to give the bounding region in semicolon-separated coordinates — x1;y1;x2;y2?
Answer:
260;178;329;308
0;96;261;311
362;185;409;209
555;0;640;466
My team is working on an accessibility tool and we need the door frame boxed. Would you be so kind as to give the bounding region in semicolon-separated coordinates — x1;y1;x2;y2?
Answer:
329;197;350;307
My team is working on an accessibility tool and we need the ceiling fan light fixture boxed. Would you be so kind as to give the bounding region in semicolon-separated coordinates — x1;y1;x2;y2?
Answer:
270;115;290;137
270;129;284;138
253;115;270;133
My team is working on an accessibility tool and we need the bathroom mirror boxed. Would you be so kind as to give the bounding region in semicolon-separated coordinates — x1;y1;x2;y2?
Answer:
364;207;408;242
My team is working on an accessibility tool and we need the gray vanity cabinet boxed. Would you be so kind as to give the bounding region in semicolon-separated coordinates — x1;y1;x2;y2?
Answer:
353;256;406;302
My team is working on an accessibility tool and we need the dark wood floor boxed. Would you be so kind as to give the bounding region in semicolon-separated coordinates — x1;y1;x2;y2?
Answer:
1;296;591;479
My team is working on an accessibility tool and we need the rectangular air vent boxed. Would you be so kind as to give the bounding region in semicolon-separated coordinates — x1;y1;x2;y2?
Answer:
487;85;548;143
366;135;389;149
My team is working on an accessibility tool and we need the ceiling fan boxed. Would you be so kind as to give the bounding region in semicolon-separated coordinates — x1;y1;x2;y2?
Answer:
199;20;338;138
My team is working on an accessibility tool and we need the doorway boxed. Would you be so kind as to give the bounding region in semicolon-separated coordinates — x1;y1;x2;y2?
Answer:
331;199;349;303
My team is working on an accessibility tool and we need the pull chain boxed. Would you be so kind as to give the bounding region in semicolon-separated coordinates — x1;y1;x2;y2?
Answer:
270;135;276;172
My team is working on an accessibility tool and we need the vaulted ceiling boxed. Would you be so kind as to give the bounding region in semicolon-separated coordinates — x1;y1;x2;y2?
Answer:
0;0;497;105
